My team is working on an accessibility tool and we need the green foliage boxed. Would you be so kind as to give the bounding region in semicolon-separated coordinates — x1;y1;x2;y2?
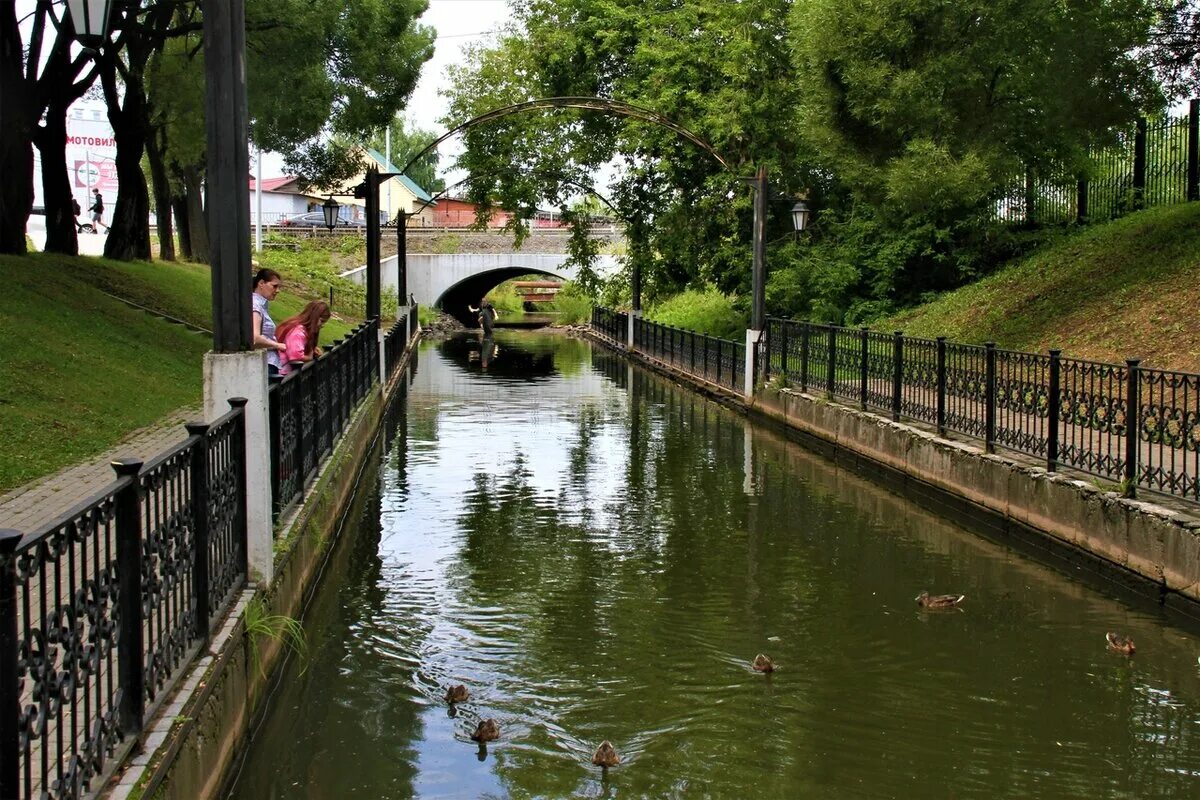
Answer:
550;281;593;325
243;596;307;678
486;280;528;314
445;0;1167;320
417;304;439;326
256;233;392;323
646;288;747;340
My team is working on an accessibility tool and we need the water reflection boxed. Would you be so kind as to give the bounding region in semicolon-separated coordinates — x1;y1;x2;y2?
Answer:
230;332;1200;800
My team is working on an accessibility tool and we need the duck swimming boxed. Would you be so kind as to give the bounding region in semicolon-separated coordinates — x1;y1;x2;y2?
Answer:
1106;632;1135;655
916;591;965;609
592;741;620;768
471;719;501;742
752;654;776;672
445;684;469;704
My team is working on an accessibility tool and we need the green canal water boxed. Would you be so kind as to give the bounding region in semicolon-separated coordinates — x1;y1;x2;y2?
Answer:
228;331;1200;799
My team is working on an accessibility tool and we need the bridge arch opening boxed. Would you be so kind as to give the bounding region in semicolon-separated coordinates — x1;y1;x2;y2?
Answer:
437;266;570;326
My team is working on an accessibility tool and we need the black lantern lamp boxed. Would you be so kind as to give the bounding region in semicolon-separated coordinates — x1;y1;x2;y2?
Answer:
65;0;114;48
791;200;810;234
322;195;341;231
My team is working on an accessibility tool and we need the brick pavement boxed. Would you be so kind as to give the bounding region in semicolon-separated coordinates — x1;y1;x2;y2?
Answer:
0;404;202;534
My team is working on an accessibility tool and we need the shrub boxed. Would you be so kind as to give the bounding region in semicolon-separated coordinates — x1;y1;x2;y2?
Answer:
646;288;747;339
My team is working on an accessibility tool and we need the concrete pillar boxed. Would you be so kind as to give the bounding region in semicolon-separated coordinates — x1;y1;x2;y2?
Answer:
744;329;761;398
378;328;387;386
627;310;637;351
204;350;272;586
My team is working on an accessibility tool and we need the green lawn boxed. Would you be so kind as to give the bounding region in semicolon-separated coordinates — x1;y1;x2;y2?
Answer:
0;253;365;493
880;203;1200;372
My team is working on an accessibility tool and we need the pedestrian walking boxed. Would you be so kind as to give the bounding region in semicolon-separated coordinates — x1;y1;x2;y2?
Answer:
90;189;107;233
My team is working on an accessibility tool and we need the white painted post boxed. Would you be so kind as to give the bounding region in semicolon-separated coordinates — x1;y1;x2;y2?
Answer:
744;328;761;399
203;350;273;586
254;145;263;253
627;310;637;351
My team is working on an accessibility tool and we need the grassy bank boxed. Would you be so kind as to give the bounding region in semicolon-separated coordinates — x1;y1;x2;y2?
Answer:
879;203;1200;372
0;253;360;493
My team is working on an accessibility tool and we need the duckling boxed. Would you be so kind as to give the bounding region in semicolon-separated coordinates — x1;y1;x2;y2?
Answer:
471;719;500;742
592;741;620;769
1106;632;1136;655
752;654;776;673
445;684;469;704
916;591;965;609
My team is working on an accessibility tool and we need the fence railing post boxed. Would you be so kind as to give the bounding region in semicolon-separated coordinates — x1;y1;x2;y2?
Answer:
112;457;146;736
1125;359;1141;497
1047;350;1061;472
826;325;837;398
1134;118;1148;209
0;529;22;800
691;330;697;373
859;327;869;409
185;421;212;641
780;322;790;379
800;322;810;392
268;376;282;515
716;337;723;385
985;342;997;453
892;331;903;422
1189;99;1199;202
228;397;250;578
1076;177;1089;224
936;337;947;436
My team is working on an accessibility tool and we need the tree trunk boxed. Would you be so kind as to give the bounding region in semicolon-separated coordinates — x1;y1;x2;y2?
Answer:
173;194;192;260
0;6;33;254
101;65;151;261
183;167;210;263
35;101;79;255
145;123;175;261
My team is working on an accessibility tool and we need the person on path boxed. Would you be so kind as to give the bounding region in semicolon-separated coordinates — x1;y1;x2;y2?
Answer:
90;189;107;233
252;268;288;375
276;301;332;375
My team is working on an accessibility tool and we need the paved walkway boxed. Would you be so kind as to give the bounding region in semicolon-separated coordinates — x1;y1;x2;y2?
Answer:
0;404;201;534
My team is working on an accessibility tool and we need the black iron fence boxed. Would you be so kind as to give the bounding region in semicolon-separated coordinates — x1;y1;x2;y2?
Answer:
763;318;1200;502
592;307;628;344
993;100;1200;225
384;305;419;380
0;401;248;800
268;320;378;518
632;315;745;394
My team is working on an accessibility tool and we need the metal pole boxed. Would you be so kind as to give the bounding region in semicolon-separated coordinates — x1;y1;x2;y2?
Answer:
204;0;252;352
936;337;947;435
254;144;262;253
366;168;381;321
1047;349;1061;472
1125;359;1141;497
892;331;903;422
1189;99;1199;202
751;165;767;331
397;210;408;308
186;422;213;641
385;124;392;216
112;458;146;736
1134;118;1148;209
985;342;997;453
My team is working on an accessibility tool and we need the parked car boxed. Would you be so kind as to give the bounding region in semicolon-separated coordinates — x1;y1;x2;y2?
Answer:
277;211;369;228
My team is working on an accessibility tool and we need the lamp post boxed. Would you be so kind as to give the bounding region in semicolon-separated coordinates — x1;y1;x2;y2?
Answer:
322;195;341;231
64;0;114;49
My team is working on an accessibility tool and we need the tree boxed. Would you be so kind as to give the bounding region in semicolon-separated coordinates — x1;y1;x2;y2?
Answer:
444;0;808;299
0;2;99;255
366;120;444;194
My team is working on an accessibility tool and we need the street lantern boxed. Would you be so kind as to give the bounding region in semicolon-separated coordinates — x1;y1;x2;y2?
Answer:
65;0;114;46
322;196;340;230
791;200;810;233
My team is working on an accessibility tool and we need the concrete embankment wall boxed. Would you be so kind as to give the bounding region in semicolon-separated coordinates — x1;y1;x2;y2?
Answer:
107;349;415;800
592;334;1200;614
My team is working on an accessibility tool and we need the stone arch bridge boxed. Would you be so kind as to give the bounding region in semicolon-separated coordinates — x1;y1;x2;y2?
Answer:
343;253;620;325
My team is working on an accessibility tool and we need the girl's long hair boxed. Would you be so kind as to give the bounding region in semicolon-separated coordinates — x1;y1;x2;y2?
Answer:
275;301;330;356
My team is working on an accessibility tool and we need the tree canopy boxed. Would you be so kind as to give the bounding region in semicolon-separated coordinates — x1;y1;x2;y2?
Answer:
443;0;1168;320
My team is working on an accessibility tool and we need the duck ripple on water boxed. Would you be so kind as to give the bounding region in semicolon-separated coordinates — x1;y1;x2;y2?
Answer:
1106;632;1136;655
592;741;620;769
916;591;966;609
471;718;501;742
